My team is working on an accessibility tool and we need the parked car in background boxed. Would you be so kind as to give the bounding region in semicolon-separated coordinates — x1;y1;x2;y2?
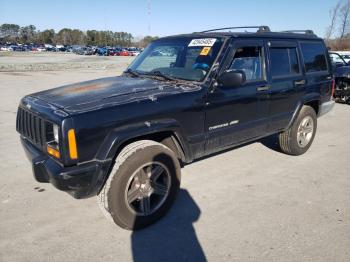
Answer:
128;48;141;56
331;51;350;63
57;46;67;52
0;42;140;56
106;48;119;56
12;45;26;51
74;46;94;55
341;54;350;63
330;52;350;103
96;47;108;56
117;49;131;56
0;45;11;51
46;46;57;52
37;46;46;52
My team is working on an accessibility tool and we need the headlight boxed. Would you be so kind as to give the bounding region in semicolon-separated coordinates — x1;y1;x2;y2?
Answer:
53;124;59;143
46;123;60;159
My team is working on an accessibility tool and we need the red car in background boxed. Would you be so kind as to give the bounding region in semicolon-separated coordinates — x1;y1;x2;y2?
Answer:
117;50;130;56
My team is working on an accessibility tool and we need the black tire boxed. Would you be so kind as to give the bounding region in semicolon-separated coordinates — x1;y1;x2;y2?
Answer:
279;105;317;156
97;140;181;230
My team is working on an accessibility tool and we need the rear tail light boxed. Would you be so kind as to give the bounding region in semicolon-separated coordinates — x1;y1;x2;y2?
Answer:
331;78;335;98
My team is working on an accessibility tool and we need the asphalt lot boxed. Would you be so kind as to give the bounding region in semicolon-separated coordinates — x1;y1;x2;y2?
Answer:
0;54;349;262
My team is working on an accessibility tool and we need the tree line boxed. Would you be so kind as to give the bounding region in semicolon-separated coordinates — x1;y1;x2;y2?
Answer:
326;0;350;50
0;24;158;47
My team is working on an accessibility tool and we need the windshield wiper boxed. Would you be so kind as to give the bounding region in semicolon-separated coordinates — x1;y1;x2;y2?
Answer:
124;68;140;78
148;70;177;81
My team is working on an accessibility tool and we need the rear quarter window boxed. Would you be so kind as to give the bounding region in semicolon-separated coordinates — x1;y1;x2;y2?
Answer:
300;42;328;73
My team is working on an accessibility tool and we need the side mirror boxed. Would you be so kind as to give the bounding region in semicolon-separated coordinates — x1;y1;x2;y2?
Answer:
217;70;246;87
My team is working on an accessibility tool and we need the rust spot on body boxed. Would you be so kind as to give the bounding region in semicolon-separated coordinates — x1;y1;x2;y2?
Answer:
52;82;114;96
65;83;111;94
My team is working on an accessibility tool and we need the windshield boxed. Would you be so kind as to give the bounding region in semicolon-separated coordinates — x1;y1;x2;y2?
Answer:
128;37;224;81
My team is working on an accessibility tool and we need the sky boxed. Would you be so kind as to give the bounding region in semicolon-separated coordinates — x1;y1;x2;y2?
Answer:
0;0;338;38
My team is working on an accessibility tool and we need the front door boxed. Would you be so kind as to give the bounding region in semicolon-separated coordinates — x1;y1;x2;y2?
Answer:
205;39;270;155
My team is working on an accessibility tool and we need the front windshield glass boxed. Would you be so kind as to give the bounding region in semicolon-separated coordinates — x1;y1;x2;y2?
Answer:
128;37;224;81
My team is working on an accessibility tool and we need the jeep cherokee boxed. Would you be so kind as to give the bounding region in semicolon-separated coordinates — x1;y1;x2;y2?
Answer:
16;26;335;230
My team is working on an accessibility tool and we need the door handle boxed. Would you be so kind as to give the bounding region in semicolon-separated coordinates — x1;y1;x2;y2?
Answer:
257;85;270;91
294;79;306;86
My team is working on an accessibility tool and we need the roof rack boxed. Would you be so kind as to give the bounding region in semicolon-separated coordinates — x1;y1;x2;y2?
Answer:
280;30;315;35
200;26;271;33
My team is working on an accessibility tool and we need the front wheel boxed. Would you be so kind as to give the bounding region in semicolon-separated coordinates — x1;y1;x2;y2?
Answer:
279;105;317;156
97;140;181;230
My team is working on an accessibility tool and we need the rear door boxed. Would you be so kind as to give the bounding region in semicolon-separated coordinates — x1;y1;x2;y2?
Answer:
266;40;304;133
298;41;333;104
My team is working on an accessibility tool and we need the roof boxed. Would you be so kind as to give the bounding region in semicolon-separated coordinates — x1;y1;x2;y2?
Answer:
160;26;322;41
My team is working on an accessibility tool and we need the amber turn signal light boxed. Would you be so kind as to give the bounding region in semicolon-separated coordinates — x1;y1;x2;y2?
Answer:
68;129;78;160
47;145;60;158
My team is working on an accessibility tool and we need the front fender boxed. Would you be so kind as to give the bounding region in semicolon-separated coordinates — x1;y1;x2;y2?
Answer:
95;118;191;163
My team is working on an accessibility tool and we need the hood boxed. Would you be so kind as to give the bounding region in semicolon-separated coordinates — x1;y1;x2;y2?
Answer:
334;65;350;78
30;76;200;114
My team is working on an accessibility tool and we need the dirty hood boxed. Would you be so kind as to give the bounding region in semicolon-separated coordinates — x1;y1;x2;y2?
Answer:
30;76;198;114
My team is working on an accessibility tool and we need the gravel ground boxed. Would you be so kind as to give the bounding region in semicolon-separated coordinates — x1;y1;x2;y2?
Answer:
0;52;134;71
0;54;349;262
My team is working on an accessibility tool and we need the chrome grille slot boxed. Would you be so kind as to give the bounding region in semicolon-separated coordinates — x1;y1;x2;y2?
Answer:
16;107;45;147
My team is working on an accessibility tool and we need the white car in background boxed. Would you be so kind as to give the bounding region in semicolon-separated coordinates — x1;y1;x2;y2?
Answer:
0;46;11;51
335;51;350;63
129;50;141;56
341;54;350;63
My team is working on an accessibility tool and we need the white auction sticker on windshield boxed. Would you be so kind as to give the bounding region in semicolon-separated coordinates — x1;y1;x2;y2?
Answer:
188;38;216;47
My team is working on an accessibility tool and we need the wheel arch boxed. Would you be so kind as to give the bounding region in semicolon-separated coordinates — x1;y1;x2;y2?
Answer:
95;120;189;195
95;119;190;165
287;94;321;129
113;131;187;164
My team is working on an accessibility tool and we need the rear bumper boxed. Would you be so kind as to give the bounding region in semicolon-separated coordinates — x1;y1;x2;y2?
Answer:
21;137;112;199
319;100;335;117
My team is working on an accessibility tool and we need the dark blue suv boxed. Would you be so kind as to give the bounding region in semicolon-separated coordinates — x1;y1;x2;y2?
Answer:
16;26;334;230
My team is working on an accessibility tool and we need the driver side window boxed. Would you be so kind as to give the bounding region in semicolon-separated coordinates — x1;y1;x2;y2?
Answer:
229;46;265;82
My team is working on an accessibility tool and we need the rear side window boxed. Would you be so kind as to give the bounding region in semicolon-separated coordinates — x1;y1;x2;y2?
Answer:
300;42;328;73
270;47;300;77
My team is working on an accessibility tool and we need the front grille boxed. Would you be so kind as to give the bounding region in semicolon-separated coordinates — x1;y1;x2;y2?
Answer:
16;107;46;148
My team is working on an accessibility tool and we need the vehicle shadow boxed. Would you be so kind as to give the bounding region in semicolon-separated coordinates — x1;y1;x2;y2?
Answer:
259;134;283;153
130;189;206;262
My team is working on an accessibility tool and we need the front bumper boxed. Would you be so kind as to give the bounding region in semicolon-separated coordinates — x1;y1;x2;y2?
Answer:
319;100;335;117
21;137;112;199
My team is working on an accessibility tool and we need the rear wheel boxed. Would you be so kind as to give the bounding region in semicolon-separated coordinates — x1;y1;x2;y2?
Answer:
97;140;181;230
279;105;317;155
